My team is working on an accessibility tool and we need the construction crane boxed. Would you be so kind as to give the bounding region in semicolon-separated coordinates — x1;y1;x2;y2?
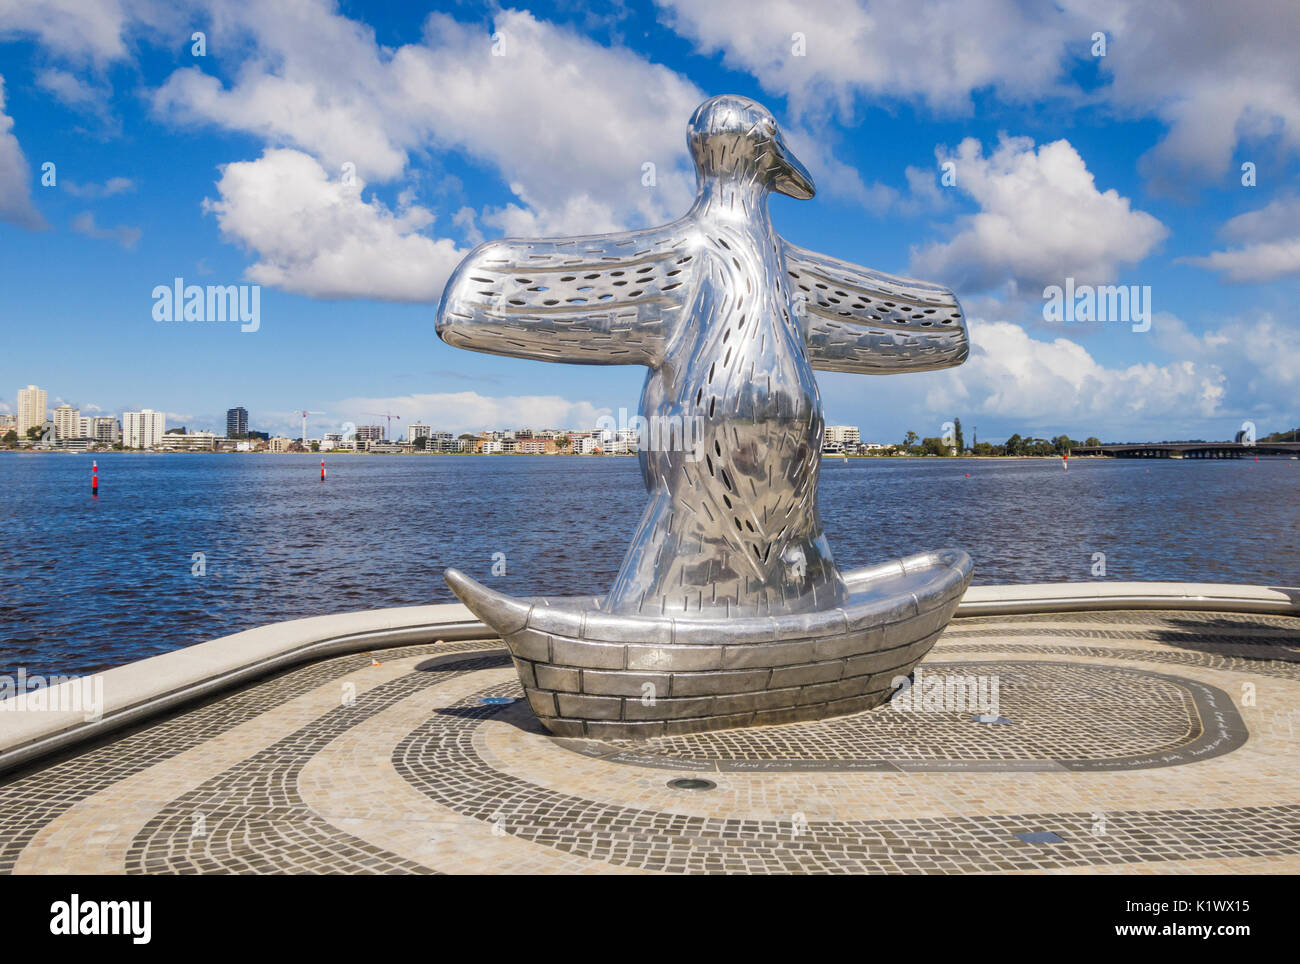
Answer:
363;412;402;441
294;410;324;445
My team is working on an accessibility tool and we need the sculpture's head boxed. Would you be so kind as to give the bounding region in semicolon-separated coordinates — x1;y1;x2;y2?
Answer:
687;94;816;199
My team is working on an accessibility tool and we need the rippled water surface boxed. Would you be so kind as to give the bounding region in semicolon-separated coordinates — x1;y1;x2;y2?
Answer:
1;453;1296;677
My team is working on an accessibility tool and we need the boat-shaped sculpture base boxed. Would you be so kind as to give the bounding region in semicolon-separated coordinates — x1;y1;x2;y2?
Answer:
444;549;973;739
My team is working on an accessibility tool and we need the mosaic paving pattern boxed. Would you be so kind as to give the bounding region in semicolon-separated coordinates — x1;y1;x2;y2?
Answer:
2;610;1297;874
397;691;1300;872
125;653;509;874
935;641;1300;681
0;640;496;873
567;661;1242;769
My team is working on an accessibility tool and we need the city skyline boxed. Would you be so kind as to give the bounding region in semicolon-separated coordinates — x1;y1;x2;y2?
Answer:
10;378;1290;453
2;4;1299;443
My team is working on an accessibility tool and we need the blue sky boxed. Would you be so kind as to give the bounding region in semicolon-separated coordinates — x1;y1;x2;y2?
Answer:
1;0;1298;443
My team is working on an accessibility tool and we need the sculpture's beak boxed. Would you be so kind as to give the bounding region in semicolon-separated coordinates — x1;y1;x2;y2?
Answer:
772;131;816;200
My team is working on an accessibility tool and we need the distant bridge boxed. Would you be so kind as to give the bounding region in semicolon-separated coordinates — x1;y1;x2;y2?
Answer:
1073;442;1300;459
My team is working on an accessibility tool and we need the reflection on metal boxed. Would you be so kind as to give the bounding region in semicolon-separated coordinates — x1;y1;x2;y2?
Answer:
437;95;973;737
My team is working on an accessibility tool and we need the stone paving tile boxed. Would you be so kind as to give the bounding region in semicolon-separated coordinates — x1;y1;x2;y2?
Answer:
935;641;1300;680
587;661;1207;764
400;678;1299;874
0;641;495;874
1;612;1297;874
296;666;650;875
124;652;509;874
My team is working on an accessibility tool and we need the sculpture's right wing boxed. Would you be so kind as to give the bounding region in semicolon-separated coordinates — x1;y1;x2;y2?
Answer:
436;221;696;367
783;241;967;374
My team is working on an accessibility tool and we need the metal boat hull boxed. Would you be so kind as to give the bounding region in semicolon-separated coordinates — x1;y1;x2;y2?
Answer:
444;549;973;739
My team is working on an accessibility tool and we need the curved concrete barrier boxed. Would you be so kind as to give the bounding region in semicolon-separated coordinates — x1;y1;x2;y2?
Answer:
2;581;1296;776
957;582;1300;617
0;603;485;777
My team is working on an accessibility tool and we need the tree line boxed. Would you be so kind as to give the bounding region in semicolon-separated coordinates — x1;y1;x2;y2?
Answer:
897;418;1102;457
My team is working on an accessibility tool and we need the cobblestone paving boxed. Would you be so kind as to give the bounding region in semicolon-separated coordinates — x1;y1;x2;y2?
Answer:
2;611;1297;874
125;653;509;874
583;662;1211;764
397;688;1300;873
0;641;494;873
934;641;1300;681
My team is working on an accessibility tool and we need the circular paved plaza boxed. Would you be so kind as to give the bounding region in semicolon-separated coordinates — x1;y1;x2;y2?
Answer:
3;609;1298;874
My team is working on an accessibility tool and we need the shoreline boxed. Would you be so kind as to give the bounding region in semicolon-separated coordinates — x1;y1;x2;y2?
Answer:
0;450;1283;460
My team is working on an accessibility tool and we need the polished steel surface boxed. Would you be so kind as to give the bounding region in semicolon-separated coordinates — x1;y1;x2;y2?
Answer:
438;94;969;621
444;550;972;740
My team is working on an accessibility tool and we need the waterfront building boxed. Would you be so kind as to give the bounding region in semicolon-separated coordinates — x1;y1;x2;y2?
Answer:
825;425;861;447
122;409;166;449
17;385;47;437
89;417;120;445
321;432;343;449
356;425;384;444
158;431;221;452
226;407;249;437
408;423;432;444
516;437;558;455
615;428;640;454
52;405;81;440
267;436;293;453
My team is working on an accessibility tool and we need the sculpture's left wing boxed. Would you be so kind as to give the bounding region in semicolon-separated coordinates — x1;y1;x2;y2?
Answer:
437;221;696;367
782;241;967;374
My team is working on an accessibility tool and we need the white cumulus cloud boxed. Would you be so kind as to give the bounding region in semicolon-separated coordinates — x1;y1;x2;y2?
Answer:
909;135;1167;292
1182;195;1300;283
152;4;703;235
1156;312;1300;407
0;75;46;230
656;0;1300;196
655;0;1073;116
925;318;1226;433
202;148;466;302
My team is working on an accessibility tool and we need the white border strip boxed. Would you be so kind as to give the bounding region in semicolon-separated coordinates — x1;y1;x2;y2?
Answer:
957;582;1300;617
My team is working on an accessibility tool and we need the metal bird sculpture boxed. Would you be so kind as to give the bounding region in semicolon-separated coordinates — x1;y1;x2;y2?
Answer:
436;95;973;739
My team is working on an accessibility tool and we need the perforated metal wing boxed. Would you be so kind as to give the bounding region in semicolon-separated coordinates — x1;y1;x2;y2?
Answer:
783;241;968;374
436;221;697;367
